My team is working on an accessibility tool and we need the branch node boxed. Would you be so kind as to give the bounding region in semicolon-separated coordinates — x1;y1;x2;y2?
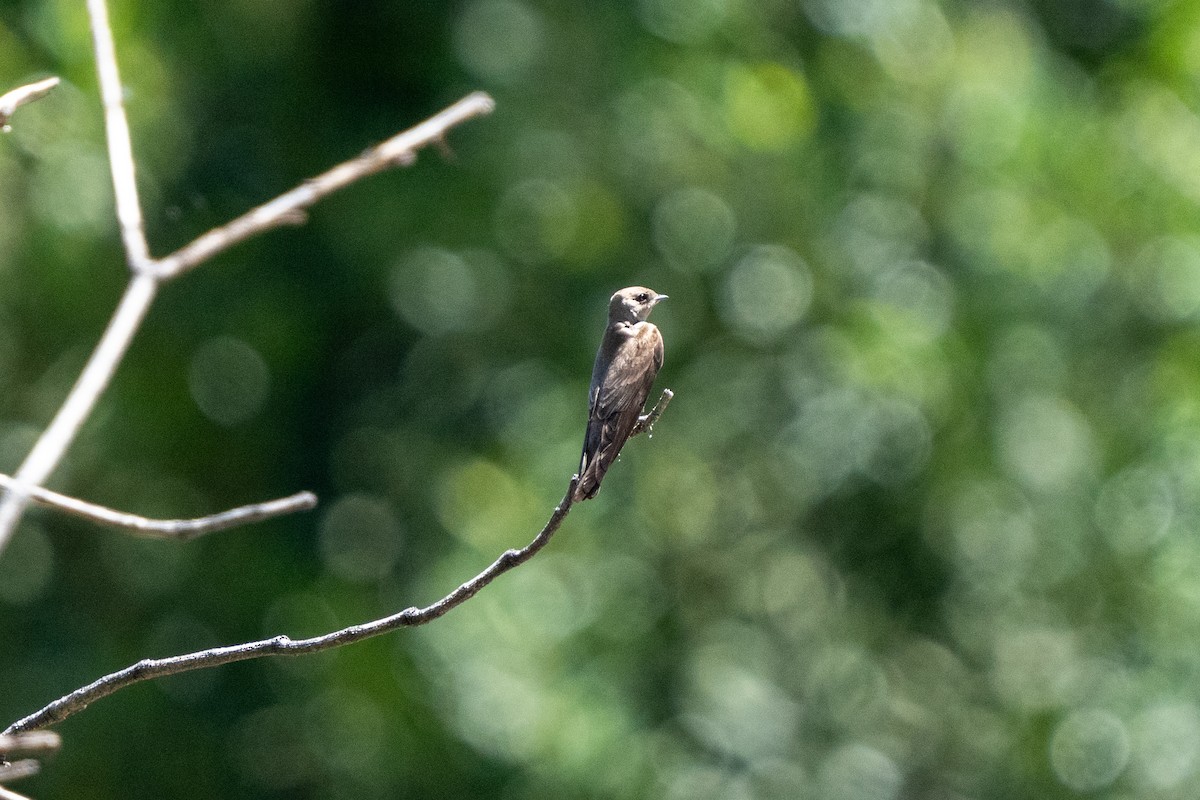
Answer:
0;759;42;785
389;149;418;167
433;134;456;161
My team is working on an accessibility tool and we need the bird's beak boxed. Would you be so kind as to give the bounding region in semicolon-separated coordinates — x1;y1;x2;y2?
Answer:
652;293;668;304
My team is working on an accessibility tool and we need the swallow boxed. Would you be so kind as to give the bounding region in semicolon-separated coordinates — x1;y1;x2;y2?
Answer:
574;286;667;502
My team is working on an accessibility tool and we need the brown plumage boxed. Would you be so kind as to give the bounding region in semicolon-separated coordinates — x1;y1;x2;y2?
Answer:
573;286;667;502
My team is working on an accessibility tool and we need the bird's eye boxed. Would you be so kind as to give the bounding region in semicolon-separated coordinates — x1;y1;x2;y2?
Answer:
636;293;649;302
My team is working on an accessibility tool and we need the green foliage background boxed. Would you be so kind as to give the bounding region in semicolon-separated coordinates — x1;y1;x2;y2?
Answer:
2;0;1199;797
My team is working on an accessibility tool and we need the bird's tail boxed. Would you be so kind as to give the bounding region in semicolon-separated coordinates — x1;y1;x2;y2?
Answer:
573;450;607;502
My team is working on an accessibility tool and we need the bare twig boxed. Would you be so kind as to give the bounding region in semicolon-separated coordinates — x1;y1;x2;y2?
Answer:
0;762;37;786
0;0;494;559
631;388;674;437
0;760;40;784
87;0;150;269
0;475;315;540
0;732;61;758
0;730;60;791
4;474;587;734
0;76;60;132
152;91;496;281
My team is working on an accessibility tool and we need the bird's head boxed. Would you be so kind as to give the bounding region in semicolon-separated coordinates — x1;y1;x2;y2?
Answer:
609;286;667;323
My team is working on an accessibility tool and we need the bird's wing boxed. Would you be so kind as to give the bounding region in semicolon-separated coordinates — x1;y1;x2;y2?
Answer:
577;322;663;498
592;323;663;420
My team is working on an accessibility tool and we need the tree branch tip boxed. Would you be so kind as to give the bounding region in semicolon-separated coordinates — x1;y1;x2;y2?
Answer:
0;731;60;756
0;759;42;785
0;476;316;540
292;491;319;510
631;388;674;437
0;76;62;131
464;91;497;114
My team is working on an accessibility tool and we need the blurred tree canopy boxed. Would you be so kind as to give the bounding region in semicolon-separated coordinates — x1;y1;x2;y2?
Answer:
3;0;1200;797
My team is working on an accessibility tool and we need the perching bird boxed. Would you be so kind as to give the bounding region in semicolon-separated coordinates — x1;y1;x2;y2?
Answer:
574;286;667;502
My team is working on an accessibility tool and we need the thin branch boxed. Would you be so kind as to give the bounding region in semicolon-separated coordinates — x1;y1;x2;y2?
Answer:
631;388;674;437
0;475;315;540
0;761;40;784
86;0;151;269
0;274;159;554
0;77;60;132
152;91;496;281
0;762;38;785
0;732;61;759
4;472;589;735
0;730;60;790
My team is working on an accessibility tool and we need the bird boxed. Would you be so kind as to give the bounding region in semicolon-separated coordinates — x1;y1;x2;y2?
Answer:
573;286;667;502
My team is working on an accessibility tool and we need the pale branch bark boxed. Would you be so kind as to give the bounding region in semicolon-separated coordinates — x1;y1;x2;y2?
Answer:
0;475;315;540
0;763;39;785
0;732;60;759
152;91;496;282
0;730;60;789
631;388;673;436
3;388;673;736
0;0;494;559
87;0;150;269
0;76;60;132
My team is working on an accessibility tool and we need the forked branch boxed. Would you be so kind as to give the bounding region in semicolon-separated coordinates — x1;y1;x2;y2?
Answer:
0;0;494;557
5;480;579;735
3;389;673;736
